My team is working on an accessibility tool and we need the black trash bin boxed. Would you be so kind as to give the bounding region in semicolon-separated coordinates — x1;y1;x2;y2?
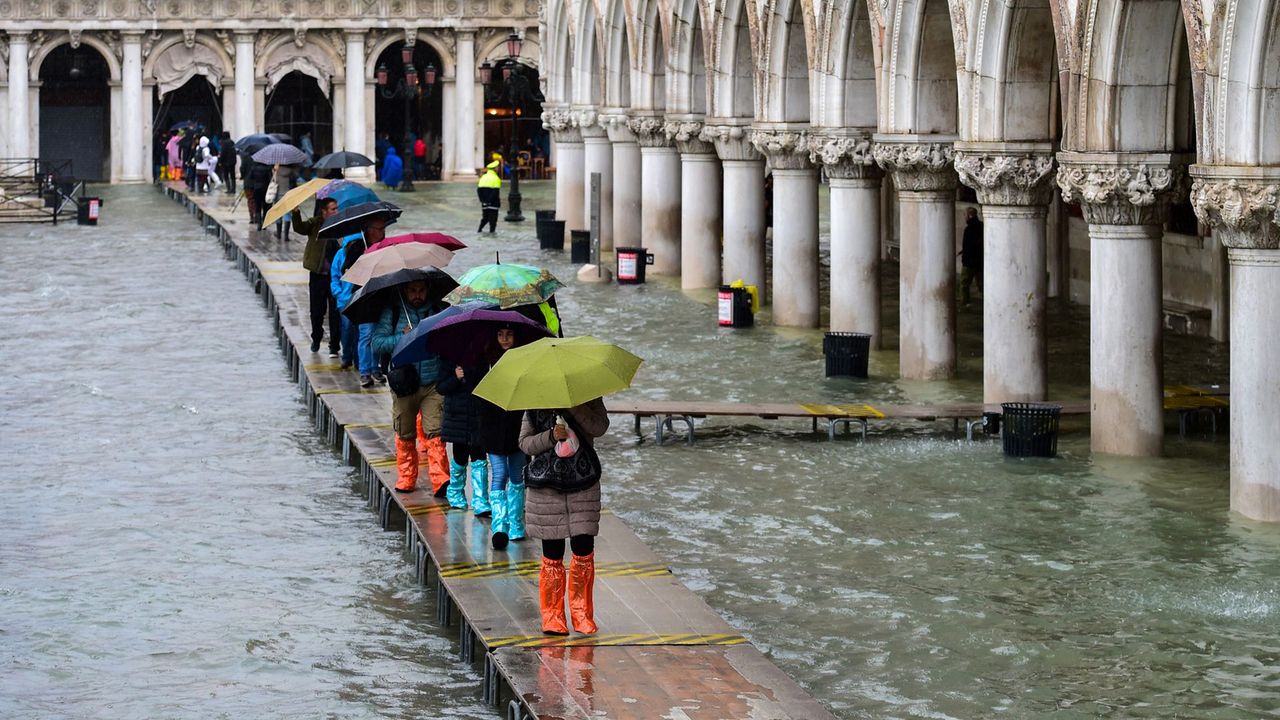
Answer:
77;197;101;226
616;247;654;284
539;220;566;250
535;210;556;223
823;332;871;378
717;286;754;328
1000;402;1061;457
570;230;592;263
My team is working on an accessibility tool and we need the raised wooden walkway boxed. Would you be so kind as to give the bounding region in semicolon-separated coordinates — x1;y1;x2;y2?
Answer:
160;183;837;720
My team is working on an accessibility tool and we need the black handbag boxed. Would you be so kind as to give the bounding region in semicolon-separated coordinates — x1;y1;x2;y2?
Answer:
387;364;420;397
523;411;602;493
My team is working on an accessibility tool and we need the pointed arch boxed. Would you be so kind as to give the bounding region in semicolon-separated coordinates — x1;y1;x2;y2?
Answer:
632;0;670;110
602;0;634;108
811;0;877;127
756;0;815;123
708;0;756;119
876;0;960;134
572;0;605;105
665;0;710;114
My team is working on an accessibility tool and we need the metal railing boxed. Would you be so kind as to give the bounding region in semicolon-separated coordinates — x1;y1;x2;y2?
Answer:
0;158;80;224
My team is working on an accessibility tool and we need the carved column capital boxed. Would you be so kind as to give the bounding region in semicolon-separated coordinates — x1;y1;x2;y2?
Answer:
573;107;606;139
1056;152;1188;226
599;110;635;143
871;136;957;191
810;130;880;180
749;127;813;171
628;114;672;149
953;142;1056;206
541;107;582;143
700;122;760;162
665;118;713;155
1189;164;1280;250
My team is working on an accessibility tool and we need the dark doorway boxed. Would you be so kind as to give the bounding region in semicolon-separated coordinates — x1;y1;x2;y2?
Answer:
373;42;444;179
38;44;111;181
482;63;547;171
264;71;332;159
153;75;223;139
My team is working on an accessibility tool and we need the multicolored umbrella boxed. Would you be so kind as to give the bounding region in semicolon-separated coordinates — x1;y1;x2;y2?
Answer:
473;336;643;411
341;266;458;325
368;232;467;253
442;263;564;309
316;180;380;209
424;308;553;364
318;200;402;238
259;177;330;227
390;301;496;368
342;242;456;286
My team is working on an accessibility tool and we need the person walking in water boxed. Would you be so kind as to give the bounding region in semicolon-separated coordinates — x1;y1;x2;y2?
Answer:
958;208;984;307
478;325;528;550
519;398;609;635
476;157;502;233
293;197;341;356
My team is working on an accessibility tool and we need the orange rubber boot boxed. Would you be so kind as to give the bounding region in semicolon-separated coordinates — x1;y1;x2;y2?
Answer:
539;557;569;635
394;436;419;492
416;415;430;455
568;553;597;634
424;436;450;496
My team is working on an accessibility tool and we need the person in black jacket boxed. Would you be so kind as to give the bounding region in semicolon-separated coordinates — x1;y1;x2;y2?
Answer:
477;325;530;550
217;132;237;195
437;361;491;516
958;207;984;307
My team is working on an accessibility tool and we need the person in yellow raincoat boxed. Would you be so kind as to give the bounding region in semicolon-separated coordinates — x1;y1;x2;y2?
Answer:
477;156;502;233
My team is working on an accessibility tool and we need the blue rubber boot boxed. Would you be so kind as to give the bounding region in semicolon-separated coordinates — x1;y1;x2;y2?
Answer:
489;481;509;550
445;458;468;509
469;459;492;517
507;482;527;541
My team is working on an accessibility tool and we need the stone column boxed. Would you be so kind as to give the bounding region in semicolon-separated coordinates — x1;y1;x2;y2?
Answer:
601;110;640;252
454;30;477;177
1190;165;1280;521
955;143;1057;402
752;128;820;327
1057;152;1185;457
7;31;31;158
874;138;959;379
704;123;765;293
669;119;721;289
234;31;256;140
542;107;584;236
630;114;681;275
342;31;370;180
812;131;883;346
119;31;146;182
578;108;614;252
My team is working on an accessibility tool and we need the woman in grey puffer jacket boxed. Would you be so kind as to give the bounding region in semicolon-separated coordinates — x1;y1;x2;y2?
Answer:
518;397;608;636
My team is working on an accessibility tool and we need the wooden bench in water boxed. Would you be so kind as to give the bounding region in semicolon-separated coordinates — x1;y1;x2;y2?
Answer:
161;182;838;720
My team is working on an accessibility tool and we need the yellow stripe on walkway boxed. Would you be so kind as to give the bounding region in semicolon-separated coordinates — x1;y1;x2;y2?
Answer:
799;403;885;418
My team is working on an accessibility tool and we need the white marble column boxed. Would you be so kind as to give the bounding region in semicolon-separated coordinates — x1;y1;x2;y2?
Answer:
602;111;640;252
753;129;820;327
543;107;584;236
578;109;614;252
670;119;721;289
454;30;477;177
1190;165;1280;521
955;143;1057;401
118;32;146;182
705;123;765;293
342;31;370;180
234;32;256;140
874;138;959;378
1059;152;1184;457
8;32;31;158
813;131;883;346
631;115;682;275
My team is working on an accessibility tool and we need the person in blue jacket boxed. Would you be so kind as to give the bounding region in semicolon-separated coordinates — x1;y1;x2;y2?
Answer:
330;233;365;375
381;146;404;190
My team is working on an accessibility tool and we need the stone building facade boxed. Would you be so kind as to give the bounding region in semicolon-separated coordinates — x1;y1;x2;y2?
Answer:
0;0;542;181
538;0;1280;521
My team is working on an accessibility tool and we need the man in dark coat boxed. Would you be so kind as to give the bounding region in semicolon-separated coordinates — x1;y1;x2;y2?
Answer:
959;207;984;307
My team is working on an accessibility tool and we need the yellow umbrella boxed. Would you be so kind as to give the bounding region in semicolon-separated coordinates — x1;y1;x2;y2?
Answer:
261;177;330;227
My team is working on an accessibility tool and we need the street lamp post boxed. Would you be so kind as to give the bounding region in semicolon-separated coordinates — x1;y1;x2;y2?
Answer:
376;45;437;192
479;32;543;222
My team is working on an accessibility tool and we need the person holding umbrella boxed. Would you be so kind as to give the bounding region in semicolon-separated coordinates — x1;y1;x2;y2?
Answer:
293;197;341;355
323;201;402;386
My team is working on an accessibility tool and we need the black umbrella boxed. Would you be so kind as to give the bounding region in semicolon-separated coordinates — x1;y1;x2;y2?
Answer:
318;200;403;238
342;266;459;324
169;119;200;131
235;133;279;153
313;150;375;170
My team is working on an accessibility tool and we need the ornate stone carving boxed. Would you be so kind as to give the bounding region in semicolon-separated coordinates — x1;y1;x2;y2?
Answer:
700;124;760;162
872;139;957;191
255;29;280;57
1056;153;1187;226
749;128;812;170
541;107;581;143
954;145;1055;206
25;30;47;65
211;29;234;58
628;114;672;149
573;107;606;138
0;36;8;65
182;28;196;49
292;27;307;48
1189;165;1280;249
101;29;126;62
809;131;879;180
68;28;82;49
403;25;417;46
599;111;635;143
141;29;163;59
665;119;713;155
319;30;345;61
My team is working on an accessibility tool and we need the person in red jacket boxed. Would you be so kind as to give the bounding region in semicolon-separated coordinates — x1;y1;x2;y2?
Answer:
412;136;427;181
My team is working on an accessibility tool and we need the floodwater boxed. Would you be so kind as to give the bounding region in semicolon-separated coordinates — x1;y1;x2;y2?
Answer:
4;182;1279;719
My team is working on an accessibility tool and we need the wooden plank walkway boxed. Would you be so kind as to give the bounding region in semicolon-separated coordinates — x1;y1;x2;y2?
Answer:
160;183;839;720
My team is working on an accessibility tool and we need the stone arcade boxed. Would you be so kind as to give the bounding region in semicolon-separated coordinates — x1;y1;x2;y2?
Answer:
536;0;1280;521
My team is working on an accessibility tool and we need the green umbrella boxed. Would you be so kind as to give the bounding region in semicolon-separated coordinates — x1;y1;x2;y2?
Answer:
473;336;643;411
442;263;564;309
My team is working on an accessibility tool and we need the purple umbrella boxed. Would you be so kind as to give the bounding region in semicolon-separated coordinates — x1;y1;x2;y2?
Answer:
425;308;552;365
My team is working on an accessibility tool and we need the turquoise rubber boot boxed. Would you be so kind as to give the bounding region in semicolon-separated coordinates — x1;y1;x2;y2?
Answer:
469;459;492;517
507;482;527;541
489;482;510;550
446;458;468;509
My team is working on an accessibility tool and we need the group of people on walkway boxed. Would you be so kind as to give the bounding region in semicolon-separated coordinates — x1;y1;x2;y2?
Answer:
161;129;237;196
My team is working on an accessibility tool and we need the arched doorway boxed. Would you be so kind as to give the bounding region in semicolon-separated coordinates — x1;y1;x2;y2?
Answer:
264;71;333;159
373;42;444;180
39;44;110;181
153;75;223;141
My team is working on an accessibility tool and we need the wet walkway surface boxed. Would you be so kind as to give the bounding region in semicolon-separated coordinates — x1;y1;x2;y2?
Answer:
3;181;1278;719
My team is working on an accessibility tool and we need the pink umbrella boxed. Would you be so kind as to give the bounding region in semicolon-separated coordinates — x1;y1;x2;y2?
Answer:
369;232;467;253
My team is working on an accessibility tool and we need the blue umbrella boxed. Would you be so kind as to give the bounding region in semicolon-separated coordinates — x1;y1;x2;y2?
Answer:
169;119;200;131
235;133;279;153
317;179;379;209
391;301;496;368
